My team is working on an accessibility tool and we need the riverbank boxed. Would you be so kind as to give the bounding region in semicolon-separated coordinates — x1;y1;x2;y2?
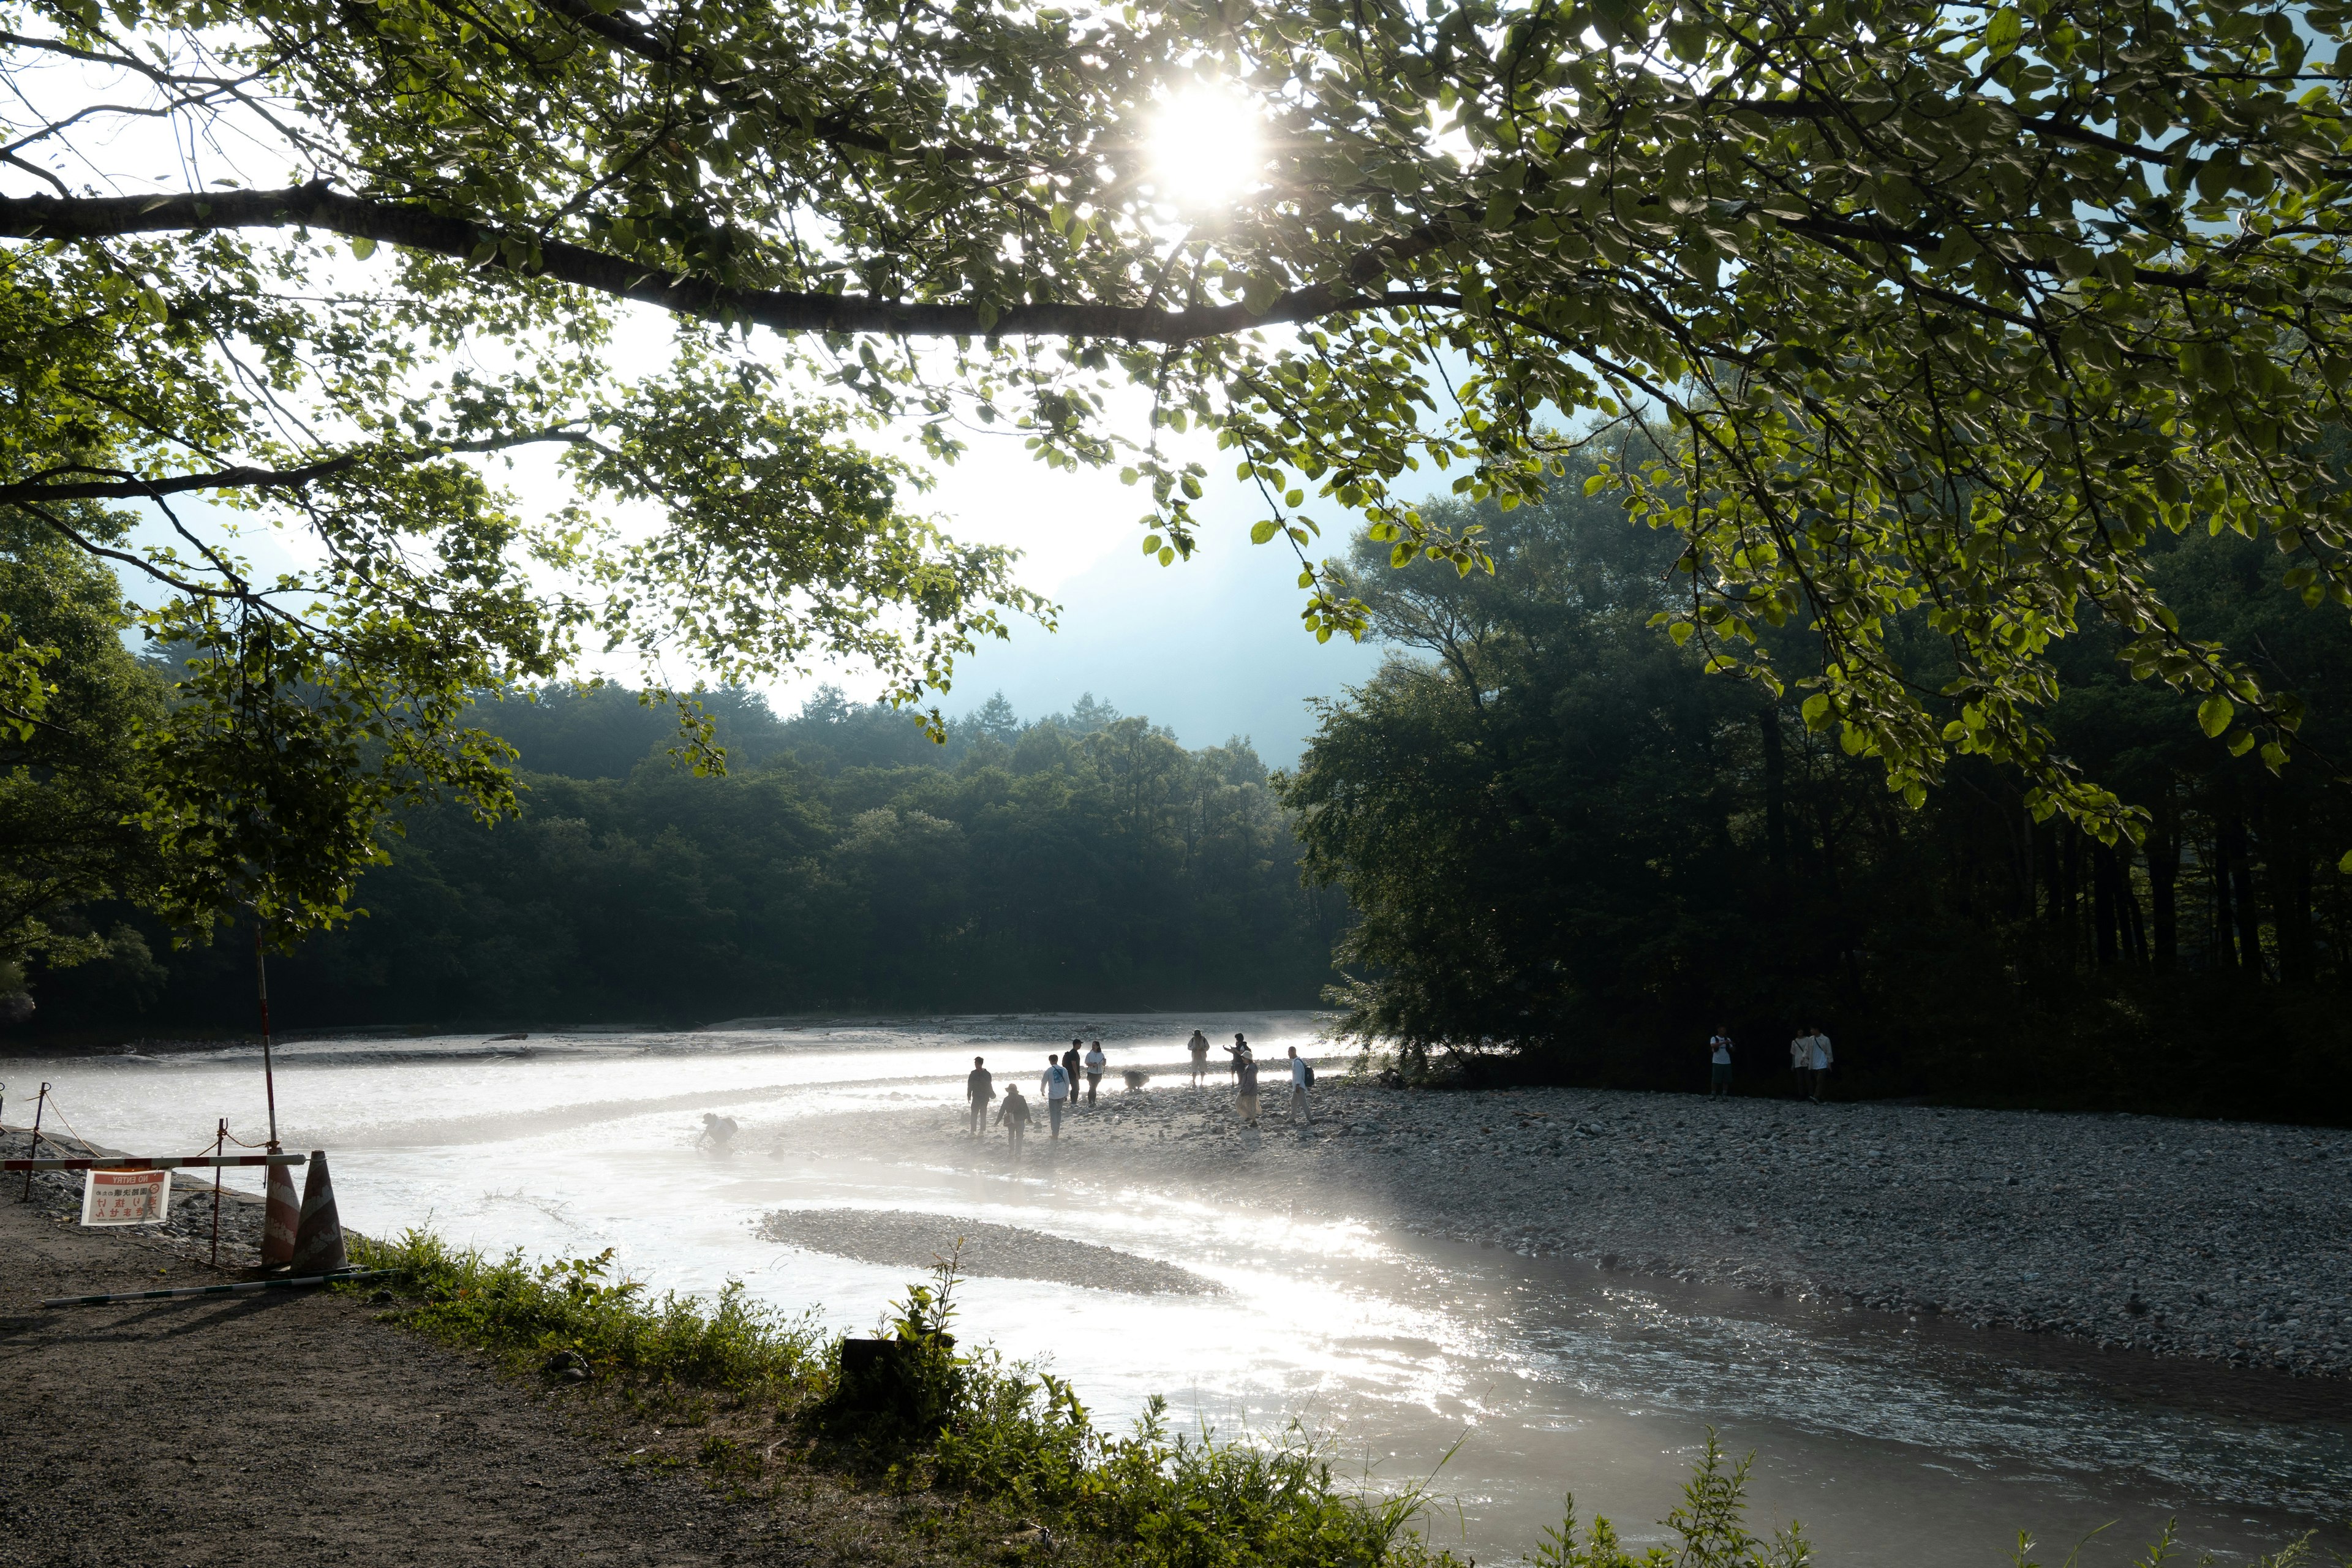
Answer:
796;1072;2352;1379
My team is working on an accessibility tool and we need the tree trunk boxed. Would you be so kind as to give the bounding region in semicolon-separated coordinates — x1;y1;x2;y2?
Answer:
2148;795;2179;972
2061;824;2084;969
2220;813;2263;977
2090;836;2119;967
2120;849;2149;966
2268;793;2316;986
2213;823;2240;971
1760;706;1789;875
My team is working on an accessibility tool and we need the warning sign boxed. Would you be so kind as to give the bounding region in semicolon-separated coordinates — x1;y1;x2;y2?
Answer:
81;1168;172;1226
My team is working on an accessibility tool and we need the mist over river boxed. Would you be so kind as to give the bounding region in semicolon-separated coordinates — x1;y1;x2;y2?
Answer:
10;1012;2348;1565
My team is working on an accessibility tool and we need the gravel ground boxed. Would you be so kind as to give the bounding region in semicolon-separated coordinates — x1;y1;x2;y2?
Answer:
758;1208;1223;1296
0;1133;1002;1568
832;1073;2352;1379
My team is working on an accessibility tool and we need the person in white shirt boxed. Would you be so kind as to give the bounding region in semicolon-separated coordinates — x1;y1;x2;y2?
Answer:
1808;1027;1834;1101
1041;1054;1071;1138
1084;1041;1106;1105
1187;1029;1210;1086
1285;1045;1312;1123
1788;1030;1811;1096
1708;1030;1734;1096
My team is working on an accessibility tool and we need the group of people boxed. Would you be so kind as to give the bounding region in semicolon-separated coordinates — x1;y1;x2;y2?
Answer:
962;1028;1316;1155
1705;1025;1835;1100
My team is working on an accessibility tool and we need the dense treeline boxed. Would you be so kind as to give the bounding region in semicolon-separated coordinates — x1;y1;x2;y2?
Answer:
1283;453;2352;1124
29;687;1342;1031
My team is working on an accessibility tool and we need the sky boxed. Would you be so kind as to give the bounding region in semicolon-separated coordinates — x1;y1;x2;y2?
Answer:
111;398;1403;767
910;453;1391;763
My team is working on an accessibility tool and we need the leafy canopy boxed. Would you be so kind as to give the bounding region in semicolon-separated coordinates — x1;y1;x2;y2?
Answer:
3;0;2350;940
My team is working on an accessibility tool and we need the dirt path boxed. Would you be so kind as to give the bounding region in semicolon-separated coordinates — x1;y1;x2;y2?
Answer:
0;1184;935;1568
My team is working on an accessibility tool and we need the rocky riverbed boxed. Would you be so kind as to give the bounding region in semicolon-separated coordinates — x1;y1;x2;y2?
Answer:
799;1073;2352;1380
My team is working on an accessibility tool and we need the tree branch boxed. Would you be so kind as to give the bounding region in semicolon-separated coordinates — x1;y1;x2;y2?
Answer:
0;426;590;504
0;183;1464;343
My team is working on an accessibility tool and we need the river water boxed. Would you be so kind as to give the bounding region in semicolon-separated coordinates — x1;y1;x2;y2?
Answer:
9;1011;2346;1565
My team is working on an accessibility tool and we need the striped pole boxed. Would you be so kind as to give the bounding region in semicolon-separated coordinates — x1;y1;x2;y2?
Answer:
1;1154;307;1172
40;1268;397;1310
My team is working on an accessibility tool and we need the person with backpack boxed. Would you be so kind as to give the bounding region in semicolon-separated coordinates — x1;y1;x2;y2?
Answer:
1041;1053;1072;1138
967;1055;996;1134
1286;1044;1313;1124
997;1084;1031;1157
1084;1039;1106;1105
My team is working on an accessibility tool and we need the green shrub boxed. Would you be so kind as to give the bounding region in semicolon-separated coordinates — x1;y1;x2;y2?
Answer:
353;1229;823;1404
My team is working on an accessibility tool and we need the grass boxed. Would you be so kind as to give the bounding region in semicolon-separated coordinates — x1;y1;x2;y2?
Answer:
349;1230;2340;1568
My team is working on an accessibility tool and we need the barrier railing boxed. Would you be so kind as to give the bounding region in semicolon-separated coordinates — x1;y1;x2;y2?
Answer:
2;1155;307;1172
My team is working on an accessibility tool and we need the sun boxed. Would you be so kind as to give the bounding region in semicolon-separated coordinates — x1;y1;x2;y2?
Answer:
1147;91;1264;212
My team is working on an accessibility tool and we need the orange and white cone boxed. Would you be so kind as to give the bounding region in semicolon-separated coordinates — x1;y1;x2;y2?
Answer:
288;1149;348;1275
261;1149;300;1266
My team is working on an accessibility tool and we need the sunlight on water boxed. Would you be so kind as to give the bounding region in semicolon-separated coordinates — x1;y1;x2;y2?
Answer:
12;1012;2349;1567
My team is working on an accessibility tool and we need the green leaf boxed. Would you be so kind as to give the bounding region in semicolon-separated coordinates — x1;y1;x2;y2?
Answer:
1250;520;1280;545
2197;695;2233;737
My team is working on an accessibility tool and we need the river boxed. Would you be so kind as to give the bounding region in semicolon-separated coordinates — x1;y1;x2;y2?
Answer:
8;1011;2346;1565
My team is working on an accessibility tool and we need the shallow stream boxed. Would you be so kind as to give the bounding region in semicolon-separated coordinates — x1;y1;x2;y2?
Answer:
9;1012;2347;1565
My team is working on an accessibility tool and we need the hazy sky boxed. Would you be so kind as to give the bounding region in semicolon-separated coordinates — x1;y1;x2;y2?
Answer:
926;456;1391;763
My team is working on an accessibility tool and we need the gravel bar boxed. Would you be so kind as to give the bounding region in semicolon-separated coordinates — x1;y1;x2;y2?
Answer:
837;1075;2352;1379
757;1207;1224;1296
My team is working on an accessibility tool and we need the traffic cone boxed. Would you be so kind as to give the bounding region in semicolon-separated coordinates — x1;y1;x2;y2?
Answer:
262;1150;299;1265
287;1149;347;1275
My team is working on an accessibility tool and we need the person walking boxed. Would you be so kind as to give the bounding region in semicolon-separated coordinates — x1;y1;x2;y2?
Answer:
1708;1029;1735;1096
967;1055;996;1135
1187;1029;1210;1087
1808;1025;1834;1101
998;1085;1031;1157
1062;1042;1084;1112
1042;1054;1072;1138
1787;1028;1809;1096
1237;1050;1261;1127
1225;1032;1252;1084
1084;1040;1106;1106
1285;1045;1312;1123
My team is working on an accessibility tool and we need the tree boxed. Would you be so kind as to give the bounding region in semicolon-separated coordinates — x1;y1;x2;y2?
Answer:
1283;473;2352;1120
6;0;2352;945
0;516;165;971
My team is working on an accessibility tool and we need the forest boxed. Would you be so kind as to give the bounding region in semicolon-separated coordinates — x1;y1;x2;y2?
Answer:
27;680;1342;1031
1281;451;2352;1124
16;452;2352;1125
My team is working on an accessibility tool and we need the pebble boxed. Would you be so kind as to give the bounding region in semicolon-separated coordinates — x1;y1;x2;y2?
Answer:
852;1077;2352;1379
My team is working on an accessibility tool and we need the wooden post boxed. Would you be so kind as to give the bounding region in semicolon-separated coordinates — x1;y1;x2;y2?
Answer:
18;1082;47;1202
209;1118;226;1267
255;920;279;1148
